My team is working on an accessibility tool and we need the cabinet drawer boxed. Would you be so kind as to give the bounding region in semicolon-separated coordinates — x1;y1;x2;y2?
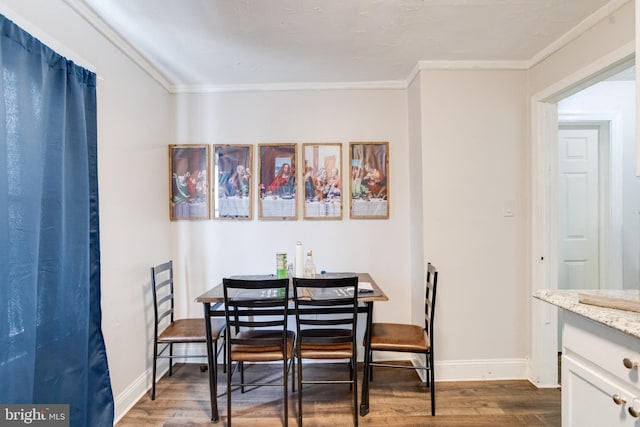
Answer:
563;311;640;389
563;354;640;426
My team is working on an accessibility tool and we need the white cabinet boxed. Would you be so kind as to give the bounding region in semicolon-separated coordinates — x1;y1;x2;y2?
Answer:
563;355;639;426
562;311;640;426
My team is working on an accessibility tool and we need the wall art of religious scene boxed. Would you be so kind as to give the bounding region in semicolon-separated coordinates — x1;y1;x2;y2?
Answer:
258;143;297;220
169;144;210;220
212;144;253;219
302;143;342;219
349;142;389;219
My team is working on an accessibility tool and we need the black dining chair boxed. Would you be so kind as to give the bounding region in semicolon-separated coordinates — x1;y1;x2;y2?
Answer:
151;260;225;400
365;262;438;416
223;277;295;427
293;276;360;426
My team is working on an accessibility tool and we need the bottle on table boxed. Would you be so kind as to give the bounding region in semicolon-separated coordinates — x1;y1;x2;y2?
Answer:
276;252;287;279
303;251;316;278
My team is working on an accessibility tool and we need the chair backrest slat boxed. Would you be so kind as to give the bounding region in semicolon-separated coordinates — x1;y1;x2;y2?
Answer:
155;278;172;291
157;308;173;325
157;293;173;307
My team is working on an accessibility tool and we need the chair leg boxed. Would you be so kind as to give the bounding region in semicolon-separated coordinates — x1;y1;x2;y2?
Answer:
227;358;233;427
425;354;430;387
283;357;288;426
151;342;158;400
222;336;227;374
369;349;373;382
297;353;303;427
352;356;358;427
290;355;295;392
240;361;245;393
349;359;353;391
168;343;173;377
430;352;436;416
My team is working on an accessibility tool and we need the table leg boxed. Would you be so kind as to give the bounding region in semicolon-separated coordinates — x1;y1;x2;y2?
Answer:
359;301;373;416
203;302;219;423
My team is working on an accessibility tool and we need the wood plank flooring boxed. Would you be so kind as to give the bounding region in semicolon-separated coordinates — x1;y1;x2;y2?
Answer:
117;362;560;427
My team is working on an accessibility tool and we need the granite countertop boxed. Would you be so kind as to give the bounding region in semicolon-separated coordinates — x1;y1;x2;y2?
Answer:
534;289;640;339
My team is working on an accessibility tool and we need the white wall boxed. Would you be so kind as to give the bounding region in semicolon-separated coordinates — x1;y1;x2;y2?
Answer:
0;0;176;421
419;70;529;379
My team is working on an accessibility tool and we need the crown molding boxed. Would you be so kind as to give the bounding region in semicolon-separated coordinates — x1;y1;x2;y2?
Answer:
173;79;408;94
417;60;529;70
62;0;173;92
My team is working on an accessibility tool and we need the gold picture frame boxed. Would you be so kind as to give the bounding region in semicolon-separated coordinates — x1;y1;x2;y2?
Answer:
169;144;210;220
212;144;253;220
349;142;389;219
302;143;343;220
258;143;298;220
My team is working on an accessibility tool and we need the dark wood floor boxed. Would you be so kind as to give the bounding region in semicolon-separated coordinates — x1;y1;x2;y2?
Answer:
117;362;560;427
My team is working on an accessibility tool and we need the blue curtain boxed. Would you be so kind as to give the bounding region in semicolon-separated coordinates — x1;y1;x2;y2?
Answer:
0;15;114;427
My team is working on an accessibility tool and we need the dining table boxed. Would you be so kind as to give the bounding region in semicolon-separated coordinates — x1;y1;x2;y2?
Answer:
195;272;388;423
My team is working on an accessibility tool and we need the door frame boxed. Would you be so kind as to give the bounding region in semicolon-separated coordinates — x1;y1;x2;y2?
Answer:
529;43;633;387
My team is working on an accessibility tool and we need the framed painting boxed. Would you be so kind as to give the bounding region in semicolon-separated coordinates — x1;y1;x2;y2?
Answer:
212;144;253;219
258;143;298;220
302;142;343;220
349;142;389;219
169;144;210;220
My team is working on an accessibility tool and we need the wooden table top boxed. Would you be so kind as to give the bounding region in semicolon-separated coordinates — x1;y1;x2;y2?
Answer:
195;272;388;304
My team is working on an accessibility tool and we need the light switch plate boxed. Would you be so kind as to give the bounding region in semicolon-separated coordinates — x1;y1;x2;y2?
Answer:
503;200;515;217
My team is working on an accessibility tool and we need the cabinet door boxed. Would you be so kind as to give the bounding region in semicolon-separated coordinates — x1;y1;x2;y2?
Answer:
563;354;640;426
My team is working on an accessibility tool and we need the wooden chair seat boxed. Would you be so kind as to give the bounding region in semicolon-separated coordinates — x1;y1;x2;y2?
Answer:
158;318;225;343
370;323;429;352
231;330;296;361
299;345;353;359
300;329;354;358
300;329;353;359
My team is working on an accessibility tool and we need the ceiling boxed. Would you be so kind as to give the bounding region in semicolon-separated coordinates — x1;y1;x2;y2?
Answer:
75;0;616;90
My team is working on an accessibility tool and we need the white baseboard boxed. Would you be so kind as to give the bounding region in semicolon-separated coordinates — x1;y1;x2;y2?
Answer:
113;365;162;424
371;355;530;383
434;358;530;382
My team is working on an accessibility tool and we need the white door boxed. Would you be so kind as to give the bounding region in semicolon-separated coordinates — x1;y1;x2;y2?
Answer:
557;126;600;291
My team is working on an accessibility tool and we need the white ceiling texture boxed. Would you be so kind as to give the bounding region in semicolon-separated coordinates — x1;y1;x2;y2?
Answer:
70;0;618;91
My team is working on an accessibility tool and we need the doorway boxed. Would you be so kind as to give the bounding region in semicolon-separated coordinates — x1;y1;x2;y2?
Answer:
530;54;635;388
551;68;633;384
